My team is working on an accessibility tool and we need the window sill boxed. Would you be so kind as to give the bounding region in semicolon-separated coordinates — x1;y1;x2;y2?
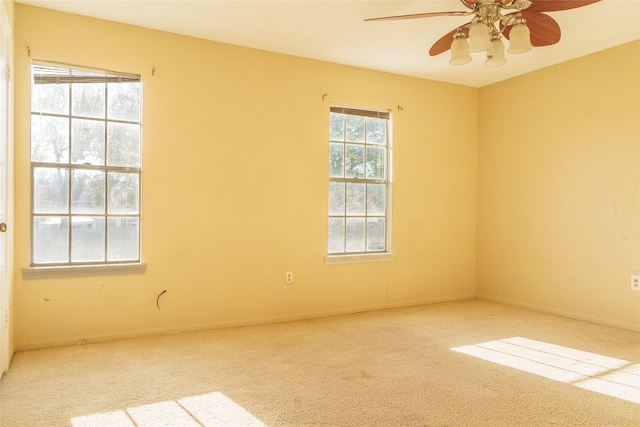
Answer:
22;263;146;280
325;253;395;265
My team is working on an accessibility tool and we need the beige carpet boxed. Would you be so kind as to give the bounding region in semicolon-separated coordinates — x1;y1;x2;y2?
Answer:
1;299;639;426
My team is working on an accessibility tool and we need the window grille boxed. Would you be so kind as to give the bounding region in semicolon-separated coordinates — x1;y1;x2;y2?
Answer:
30;61;142;266
328;106;391;255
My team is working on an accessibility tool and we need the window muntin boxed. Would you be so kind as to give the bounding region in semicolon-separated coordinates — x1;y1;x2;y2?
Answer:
30;61;141;266
328;107;391;255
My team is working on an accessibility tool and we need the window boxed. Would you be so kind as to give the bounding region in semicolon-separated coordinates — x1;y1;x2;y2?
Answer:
328;106;391;257
30;61;141;267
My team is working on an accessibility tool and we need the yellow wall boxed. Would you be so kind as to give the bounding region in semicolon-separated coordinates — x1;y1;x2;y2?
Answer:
476;41;640;331
13;5;478;349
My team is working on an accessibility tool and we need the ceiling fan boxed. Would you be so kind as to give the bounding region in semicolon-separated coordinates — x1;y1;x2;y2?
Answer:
366;0;601;67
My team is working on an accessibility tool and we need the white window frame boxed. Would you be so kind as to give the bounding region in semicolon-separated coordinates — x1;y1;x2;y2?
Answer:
326;106;394;265
23;61;145;279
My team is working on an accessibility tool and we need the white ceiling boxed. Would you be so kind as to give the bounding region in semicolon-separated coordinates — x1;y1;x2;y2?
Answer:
17;0;640;87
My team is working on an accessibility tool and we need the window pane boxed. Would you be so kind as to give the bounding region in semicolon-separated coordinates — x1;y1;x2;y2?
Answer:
107;122;140;167
72;82;105;118
329;112;344;141
33;216;69;263
108;82;141;122
31;115;69;163
71;118;105;165
329;143;344;178
328;218;345;253
366;117;386;144
32;82;69;115
33;167;69;214
346;218;365;252
328;107;389;256
345;115;365;142
345;144;364;179
367;218;385;251
366;146;386;179
329;182;345;215
367;184;386;215
71;217;105;262
72;170;105;214
108;172;140;214
346;183;365;215
108;217;139;261
30;63;142;267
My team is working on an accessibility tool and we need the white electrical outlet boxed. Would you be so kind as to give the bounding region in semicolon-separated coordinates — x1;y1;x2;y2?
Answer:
631;275;640;291
285;272;293;284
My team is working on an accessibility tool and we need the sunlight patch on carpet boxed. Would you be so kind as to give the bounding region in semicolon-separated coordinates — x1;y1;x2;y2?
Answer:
451;337;640;404
70;391;266;427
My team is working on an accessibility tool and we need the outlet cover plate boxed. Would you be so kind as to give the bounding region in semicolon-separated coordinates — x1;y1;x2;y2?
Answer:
631;275;640;291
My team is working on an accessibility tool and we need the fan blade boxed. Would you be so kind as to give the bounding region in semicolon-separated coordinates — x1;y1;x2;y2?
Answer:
460;0;479;9
503;11;561;47
525;0;600;13
365;11;471;22
429;26;470;56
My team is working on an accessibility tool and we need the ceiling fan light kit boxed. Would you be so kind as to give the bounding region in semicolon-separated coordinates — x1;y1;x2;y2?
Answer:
455;18;530;66
450;31;473;65
468;21;494;52
507;22;533;54
366;0;601;68
485;37;507;67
